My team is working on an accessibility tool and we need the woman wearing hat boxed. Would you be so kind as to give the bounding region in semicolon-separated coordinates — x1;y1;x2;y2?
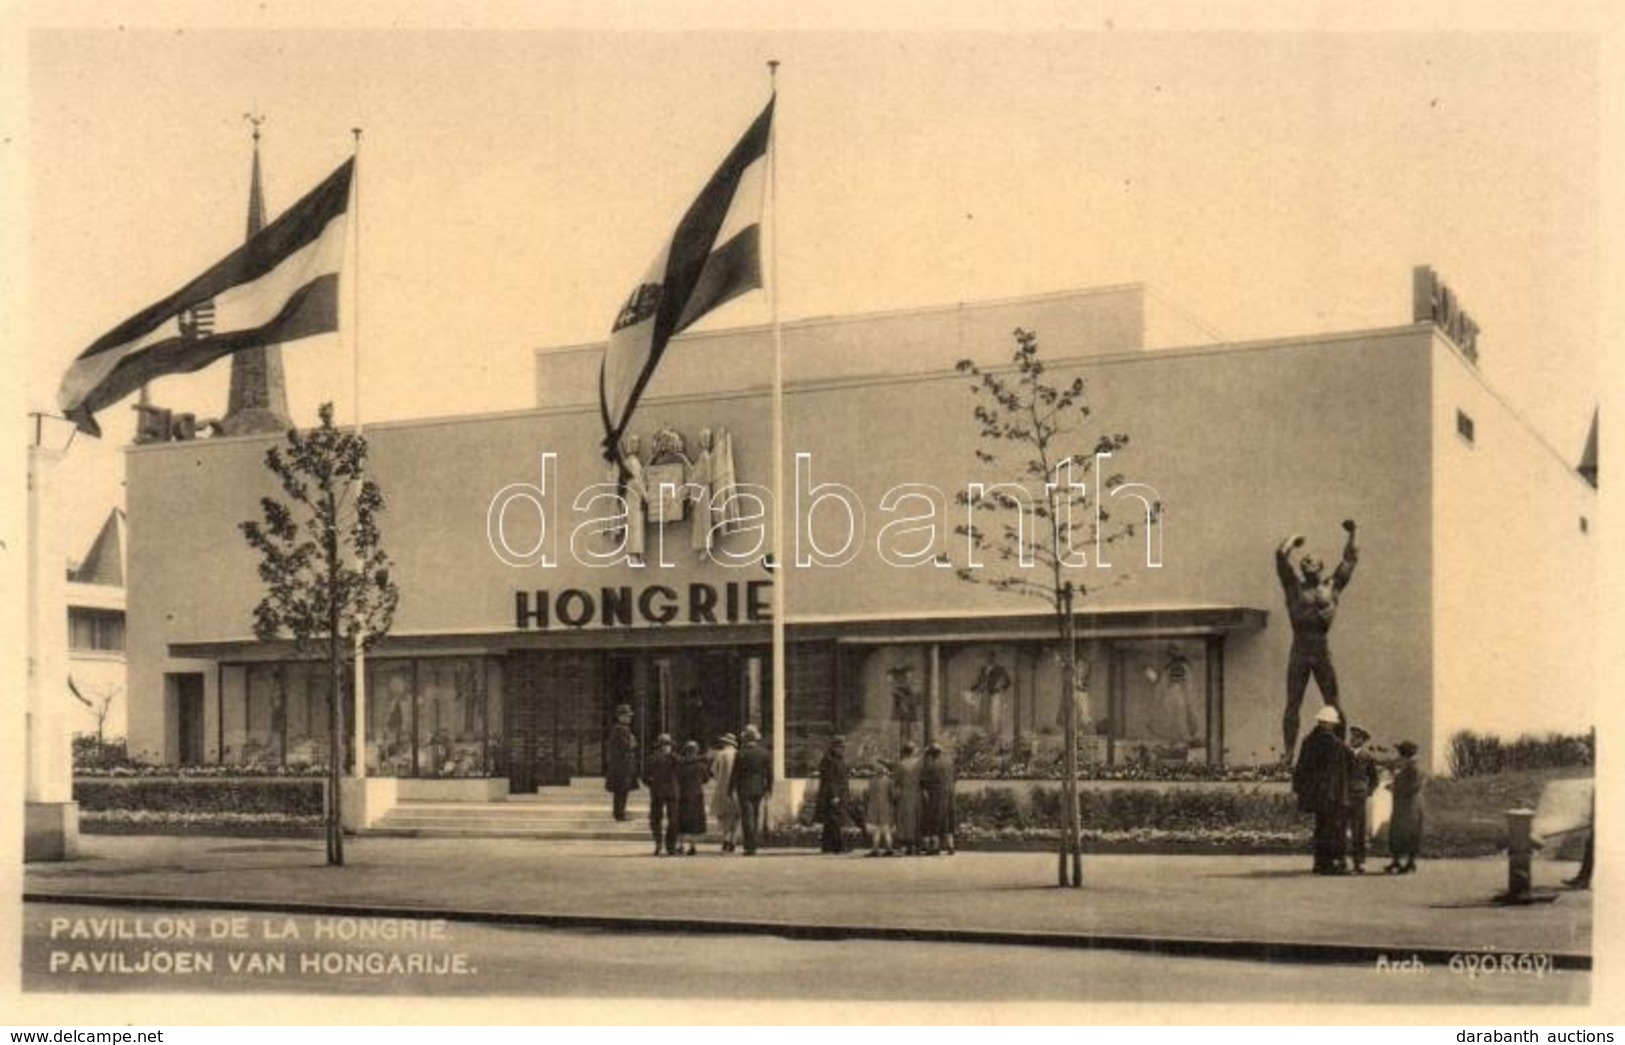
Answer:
1291;704;1351;874
1384;740;1425;874
677;740;710;856
709;733;741;853
920;742;957;856
894;741;923;855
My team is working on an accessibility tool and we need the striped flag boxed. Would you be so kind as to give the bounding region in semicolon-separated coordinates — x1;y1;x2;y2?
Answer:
58;158;354;436
600;97;774;462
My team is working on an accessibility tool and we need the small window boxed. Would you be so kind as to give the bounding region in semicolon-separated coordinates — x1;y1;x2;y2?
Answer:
68;609;124;652
1580;516;1589;534
1456;409;1475;444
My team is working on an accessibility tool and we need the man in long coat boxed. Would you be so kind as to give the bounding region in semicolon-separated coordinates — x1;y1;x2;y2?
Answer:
730;725;773;855
643;733;681;856
1293;705;1351;874
603;704;639;821
816;735;851;854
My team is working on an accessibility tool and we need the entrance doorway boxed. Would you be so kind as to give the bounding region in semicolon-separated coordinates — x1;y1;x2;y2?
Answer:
504;651;601;792
171;673;206;766
504;645;770;794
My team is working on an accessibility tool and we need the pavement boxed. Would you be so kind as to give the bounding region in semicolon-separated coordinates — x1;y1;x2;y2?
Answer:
23;834;1593;968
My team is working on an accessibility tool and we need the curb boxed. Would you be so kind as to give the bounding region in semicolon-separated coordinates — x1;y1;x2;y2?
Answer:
23;891;1592;972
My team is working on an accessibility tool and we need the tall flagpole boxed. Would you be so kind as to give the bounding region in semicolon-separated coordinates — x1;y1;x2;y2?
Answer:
350;127;368;786
766;61;787;794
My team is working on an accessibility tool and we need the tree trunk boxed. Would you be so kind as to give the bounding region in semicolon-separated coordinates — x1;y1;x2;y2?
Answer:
1057;582;1083;888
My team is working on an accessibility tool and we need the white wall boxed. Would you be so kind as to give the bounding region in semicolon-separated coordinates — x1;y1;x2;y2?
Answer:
1431;333;1598;765
126;313;1439;770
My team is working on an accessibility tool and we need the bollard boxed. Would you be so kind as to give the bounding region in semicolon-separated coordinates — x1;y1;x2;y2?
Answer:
1504;808;1536;901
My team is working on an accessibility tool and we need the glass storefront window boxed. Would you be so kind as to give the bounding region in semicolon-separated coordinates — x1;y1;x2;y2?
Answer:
243;664;284;765
839;644;930;767
360;656;500;778
418;658;490;777
369;660;416;776
1113;640;1209;767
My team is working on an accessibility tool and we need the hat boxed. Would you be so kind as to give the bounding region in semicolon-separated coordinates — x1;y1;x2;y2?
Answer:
1349;726;1371;741
830;734;846;747
1314;706;1342;725
683;740;699;754
719;733;738;748
1396;740;1418;757
925;742;943;755
656;733;673;746
614;704;632;717
873;760;892;774
742;725;761;742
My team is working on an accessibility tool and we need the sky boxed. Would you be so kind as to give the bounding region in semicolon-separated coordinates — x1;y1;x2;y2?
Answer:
6;5;1618;561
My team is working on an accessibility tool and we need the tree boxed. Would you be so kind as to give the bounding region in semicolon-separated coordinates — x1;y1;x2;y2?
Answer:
90;683;120;756
240;402;399;866
954;329;1155;887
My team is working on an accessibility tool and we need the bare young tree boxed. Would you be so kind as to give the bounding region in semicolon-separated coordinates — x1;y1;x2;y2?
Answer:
955;328;1155;887
240;402;399;866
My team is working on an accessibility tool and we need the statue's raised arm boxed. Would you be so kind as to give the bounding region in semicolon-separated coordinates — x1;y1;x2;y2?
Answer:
1332;519;1358;591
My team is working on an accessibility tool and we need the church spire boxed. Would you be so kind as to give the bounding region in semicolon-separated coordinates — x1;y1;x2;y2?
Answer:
246;114;266;238
221;111;292;436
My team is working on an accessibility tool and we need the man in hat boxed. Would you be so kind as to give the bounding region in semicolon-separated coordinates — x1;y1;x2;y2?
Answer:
816;734;851;854
1344;725;1381;874
1293;704;1351;874
1276;519;1359;759
603;704;640;821
643;733;681;856
730;725;773;855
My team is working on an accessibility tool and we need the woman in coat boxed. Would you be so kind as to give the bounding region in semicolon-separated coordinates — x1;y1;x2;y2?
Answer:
1384;740;1425;874
865;760;897;857
676;740;710;856
893;741;923;855
709;733;741;853
920;742;957;855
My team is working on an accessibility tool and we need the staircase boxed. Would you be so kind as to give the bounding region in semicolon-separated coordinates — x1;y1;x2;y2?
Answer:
368;779;653;841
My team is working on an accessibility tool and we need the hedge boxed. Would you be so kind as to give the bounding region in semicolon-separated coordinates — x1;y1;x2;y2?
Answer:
795;769;1593;858
73;777;325;817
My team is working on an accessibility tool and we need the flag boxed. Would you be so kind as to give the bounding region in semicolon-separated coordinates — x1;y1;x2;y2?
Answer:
600;97;774;461
58;158;355;436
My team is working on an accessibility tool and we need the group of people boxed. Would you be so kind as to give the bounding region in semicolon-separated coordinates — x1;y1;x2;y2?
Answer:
605;703;964;858
604;704;775;856
817;737;959;857
1292;704;1424;875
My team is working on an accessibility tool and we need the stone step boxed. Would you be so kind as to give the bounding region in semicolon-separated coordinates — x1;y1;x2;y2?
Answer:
393;803;648;817
380;812;646;828
364;826;658;842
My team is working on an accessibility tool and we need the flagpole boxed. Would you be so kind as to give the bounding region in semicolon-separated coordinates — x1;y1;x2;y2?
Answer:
350;126;367;787
766;61;787;795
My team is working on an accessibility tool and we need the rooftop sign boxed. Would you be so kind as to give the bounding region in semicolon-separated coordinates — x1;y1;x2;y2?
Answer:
1413;265;1481;364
